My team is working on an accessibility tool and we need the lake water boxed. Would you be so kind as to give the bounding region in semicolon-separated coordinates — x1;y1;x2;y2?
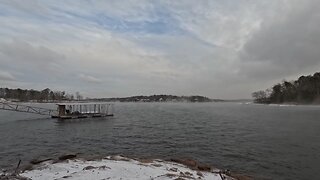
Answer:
0;102;319;179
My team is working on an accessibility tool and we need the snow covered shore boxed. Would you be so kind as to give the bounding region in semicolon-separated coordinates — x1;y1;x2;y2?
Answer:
15;155;236;180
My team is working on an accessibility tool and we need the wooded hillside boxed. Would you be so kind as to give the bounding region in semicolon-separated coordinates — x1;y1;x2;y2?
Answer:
252;72;320;104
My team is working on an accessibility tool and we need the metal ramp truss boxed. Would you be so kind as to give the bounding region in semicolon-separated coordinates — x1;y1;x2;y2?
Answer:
0;102;57;116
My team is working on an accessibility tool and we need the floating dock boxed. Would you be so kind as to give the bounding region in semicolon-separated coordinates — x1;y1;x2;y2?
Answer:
0;101;114;119
53;103;114;119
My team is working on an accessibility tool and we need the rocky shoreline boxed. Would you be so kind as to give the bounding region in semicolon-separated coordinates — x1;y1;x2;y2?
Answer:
1;154;252;180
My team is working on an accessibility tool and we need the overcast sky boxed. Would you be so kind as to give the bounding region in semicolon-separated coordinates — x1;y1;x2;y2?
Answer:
0;0;319;99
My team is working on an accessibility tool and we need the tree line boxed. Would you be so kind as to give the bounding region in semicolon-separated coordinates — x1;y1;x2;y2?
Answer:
252;72;320;104
97;95;213;102
0;87;83;102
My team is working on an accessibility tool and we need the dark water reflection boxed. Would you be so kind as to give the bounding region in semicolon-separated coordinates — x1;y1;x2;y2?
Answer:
0;102;319;179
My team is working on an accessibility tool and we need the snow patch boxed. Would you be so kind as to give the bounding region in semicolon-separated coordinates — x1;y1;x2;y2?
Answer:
21;156;233;180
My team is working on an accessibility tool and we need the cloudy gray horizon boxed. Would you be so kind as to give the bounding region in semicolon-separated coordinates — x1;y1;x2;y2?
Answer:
1;0;319;99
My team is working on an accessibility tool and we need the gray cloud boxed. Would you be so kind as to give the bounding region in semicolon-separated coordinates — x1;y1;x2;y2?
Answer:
0;40;64;71
0;71;16;81
79;74;102;84
241;0;320;80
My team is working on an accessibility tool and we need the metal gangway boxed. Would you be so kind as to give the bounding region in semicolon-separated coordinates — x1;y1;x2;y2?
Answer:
0;101;57;116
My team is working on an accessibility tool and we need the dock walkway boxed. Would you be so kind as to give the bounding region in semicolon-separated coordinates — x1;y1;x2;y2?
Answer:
0;102;57;116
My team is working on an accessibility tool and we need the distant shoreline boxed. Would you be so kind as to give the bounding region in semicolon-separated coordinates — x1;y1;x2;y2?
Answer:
253;102;320;106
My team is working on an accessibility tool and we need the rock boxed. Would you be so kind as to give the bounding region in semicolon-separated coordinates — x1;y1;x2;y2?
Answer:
30;158;52;165
138;159;153;164
170;159;198;169
21;165;33;172
151;164;162;167
197;171;203;177
98;166;111;170
174;178;186;180
58;154;77;161
179;171;193;179
165;173;178;178
154;159;164;163
0;174;31;180
62;175;72;178
169;167;178;172
182;159;197;167
197;164;212;171
83;166;96;170
229;173;254;180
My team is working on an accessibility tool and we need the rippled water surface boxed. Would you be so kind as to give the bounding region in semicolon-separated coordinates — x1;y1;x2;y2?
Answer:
0;102;319;179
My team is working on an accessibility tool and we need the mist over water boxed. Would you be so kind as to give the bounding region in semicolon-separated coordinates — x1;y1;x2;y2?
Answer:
0;102;319;179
